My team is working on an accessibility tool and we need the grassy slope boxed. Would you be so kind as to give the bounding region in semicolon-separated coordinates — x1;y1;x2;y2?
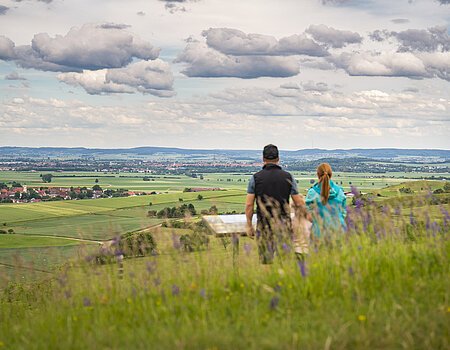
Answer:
0;230;448;349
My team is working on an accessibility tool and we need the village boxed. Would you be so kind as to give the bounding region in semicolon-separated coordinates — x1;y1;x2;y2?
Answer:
0;183;149;204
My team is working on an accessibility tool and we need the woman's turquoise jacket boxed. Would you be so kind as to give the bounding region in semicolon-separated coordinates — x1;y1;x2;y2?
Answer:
305;180;347;237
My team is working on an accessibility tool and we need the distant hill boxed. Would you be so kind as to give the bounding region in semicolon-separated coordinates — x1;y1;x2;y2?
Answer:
0;146;449;161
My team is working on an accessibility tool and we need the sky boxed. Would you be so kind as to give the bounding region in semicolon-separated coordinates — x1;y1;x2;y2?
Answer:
0;0;449;150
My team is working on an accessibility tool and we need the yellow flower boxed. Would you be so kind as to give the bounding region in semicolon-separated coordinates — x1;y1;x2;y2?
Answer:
240;283;245;288
447;307;450;313
358;315;367;322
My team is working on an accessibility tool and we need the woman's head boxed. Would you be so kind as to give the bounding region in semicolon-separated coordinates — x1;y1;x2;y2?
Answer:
316;163;332;204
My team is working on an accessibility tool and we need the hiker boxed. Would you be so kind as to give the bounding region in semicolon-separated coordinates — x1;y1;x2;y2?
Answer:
245;144;306;264
306;163;347;237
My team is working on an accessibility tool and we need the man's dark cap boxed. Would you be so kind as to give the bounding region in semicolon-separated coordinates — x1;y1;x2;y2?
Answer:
263;144;279;160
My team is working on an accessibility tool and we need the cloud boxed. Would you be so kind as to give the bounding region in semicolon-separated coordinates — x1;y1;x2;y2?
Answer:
5;71;26;80
305;24;362;48
436;0;450;4
202;28;328;57
159;0;198;13
98;23;132;30
136;11;146;16
0;5;9;15
329;51;429;78
1;24;160;72
393;26;450;52
57;59;175;97
11;0;53;3
176;42;300;78
0;36;16;60
391;18;410;24
1;84;447;148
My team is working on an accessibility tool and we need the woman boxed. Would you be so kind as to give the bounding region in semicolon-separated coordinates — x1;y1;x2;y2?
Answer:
306;163;347;237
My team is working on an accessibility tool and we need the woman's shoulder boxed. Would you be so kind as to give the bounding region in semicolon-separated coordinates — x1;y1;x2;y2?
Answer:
306;185;320;203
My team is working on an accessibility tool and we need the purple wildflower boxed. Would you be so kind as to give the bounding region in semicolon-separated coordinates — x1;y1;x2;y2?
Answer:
281;242;290;253
172;284;180;296
274;284;282;293
243;243;252;256
64;290;72;299
153;277;161;287
409;211;416;226
394;206;401;216
146;260;157;274
270;296;280;310
355;198;364;210
200;288;207;299
351;185;360;197
348;266;354;277
172;233;181;250
83;297;91;307
297;260;307;278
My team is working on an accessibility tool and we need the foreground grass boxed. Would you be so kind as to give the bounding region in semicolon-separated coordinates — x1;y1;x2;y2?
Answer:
1;231;449;349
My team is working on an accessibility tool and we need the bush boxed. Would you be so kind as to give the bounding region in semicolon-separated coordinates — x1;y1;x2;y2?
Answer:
7;229;14;234
0;230;7;234
179;230;209;252
433;188;444;194
120;231;157;257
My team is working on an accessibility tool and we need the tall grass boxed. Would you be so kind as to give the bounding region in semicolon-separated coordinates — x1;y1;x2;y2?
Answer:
0;195;449;349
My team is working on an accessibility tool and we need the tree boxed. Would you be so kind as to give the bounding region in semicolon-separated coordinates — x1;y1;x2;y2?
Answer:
179;198;183;202
93;184;102;191
95;178;99;183
444;182;450;192
197;194;203;200
42;174;53;183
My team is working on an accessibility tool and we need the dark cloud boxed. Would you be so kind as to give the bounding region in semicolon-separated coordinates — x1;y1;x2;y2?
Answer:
436;0;450;4
159;0;197;13
0;5;9;15
394;26;450;52
57;59;175;97
5;71;26;80
176;42;300;78
0;24;160;72
391;18;410;24
202;28;328;57
369;29;390;42
136;11;146;16
305;24;362;48
320;0;353;5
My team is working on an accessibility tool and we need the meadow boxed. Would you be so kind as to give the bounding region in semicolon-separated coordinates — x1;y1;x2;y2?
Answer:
0;191;448;349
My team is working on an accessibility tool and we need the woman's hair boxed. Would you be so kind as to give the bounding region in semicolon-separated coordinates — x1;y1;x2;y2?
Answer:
317;163;333;204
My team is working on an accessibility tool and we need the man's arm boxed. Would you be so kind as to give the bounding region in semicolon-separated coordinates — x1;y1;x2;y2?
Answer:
245;194;255;238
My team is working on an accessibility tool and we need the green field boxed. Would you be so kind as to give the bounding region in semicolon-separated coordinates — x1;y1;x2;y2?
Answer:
0;201;448;349
1;171;449;282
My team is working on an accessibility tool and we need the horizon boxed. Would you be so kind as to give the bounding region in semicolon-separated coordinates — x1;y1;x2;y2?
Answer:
0;0;449;149
1;145;450;152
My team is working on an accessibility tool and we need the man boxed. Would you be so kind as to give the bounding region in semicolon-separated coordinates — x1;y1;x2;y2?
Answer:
246;144;305;264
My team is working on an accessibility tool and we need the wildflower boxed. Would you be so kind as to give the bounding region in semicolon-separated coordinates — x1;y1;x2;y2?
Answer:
269;296;279;310
297;260;307;278
172;233;181;250
355;198;364;209
409;211;416;226
274;284;282;293
200;288;207;299
348;266;354;277
232;233;239;247
146;260;157;274
172;284;180;296
153;277;161;287
358;315;366;322
243;243;251;256
281;242;290;253
64;290;72;299
83;297;91;307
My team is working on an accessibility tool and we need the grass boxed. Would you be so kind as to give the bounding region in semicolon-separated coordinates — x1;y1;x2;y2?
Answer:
0;195;448;349
0;235;82;249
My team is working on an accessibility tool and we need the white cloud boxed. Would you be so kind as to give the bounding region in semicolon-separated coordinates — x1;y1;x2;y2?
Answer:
202;28;328;57
305;24;362;48
176;41;300;78
58;59;175;96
